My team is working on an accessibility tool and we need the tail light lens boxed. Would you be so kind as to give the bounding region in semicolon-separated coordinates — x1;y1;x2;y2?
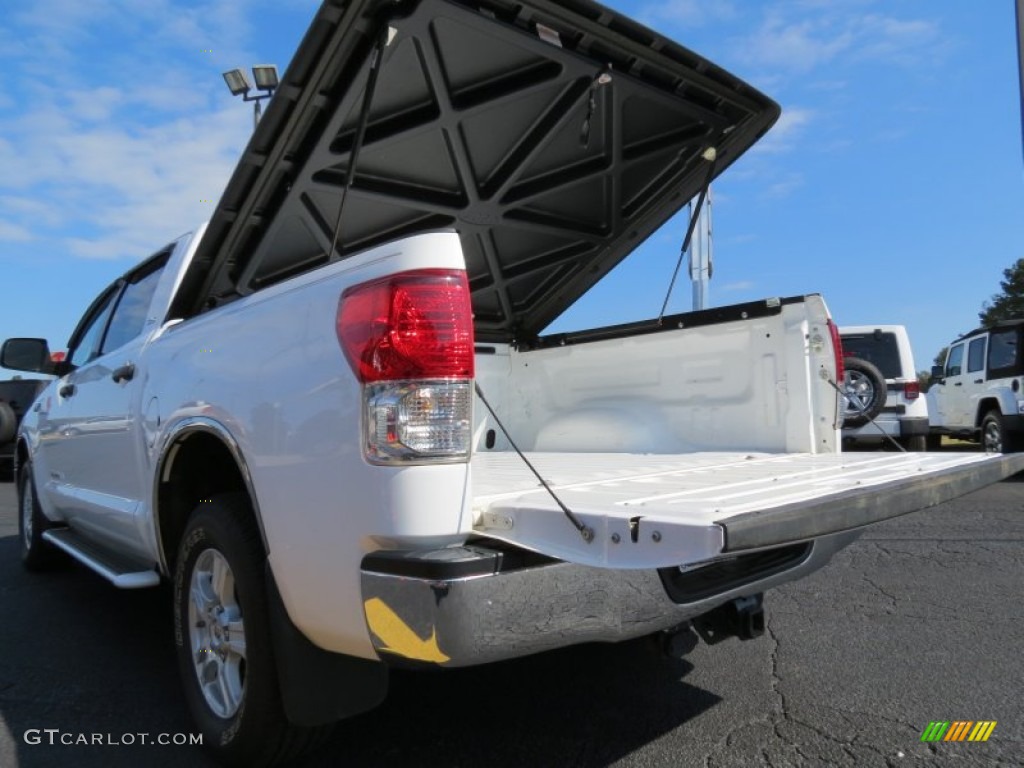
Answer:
827;320;845;382
337;269;474;464
338;269;474;382
903;380;920;400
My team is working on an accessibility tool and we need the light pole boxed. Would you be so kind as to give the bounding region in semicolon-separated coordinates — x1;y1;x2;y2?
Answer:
222;65;279;131
1017;0;1023;163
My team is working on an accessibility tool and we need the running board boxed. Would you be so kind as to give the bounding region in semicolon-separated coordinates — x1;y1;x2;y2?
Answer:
42;529;160;588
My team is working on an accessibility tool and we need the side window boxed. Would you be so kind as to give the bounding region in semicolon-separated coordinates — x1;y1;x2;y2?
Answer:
987;330;1018;372
967;337;987;373
945;344;964;377
67;288;119;367
100;262;166;355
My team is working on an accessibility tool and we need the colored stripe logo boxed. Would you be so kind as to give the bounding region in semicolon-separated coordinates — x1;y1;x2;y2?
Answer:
920;721;996;742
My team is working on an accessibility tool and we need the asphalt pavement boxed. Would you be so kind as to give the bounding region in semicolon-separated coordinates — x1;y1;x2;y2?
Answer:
0;473;1022;768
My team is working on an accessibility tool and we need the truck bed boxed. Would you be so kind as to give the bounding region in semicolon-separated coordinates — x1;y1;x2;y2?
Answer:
471;450;1024;567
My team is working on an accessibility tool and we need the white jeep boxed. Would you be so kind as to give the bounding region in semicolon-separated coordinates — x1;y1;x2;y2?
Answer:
927;320;1024;452
840;325;929;450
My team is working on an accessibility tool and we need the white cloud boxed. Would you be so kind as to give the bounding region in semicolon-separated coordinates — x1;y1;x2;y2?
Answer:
754;106;816;154
853;15;942;66
0;196;64;228
0;221;33;242
763;172;805;198
637;0;737;29
52;107;250;259
0;0;290;263
735;5;944;76
743;15;854;73
721;280;754;291
66;87;125;124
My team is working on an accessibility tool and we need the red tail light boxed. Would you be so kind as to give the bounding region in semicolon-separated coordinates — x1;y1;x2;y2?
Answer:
338;269;475;464
827;320;844;381
903;380;920;400
337;269;474;383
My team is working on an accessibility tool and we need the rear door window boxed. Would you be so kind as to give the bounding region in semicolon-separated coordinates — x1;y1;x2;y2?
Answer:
67;287;120;367
100;260;166;355
967;337;987;373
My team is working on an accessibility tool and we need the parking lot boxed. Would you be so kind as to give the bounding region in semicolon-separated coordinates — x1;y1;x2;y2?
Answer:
0;476;1022;768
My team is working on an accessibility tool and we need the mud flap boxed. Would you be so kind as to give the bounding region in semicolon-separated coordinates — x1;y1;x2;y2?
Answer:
265;564;388;726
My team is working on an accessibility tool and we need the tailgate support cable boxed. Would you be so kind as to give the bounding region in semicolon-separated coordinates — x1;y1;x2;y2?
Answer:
657;147;717;324
474;382;595;543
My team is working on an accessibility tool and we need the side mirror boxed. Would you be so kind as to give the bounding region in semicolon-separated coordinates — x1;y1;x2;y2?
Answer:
930;364;945;384
1;338;55;374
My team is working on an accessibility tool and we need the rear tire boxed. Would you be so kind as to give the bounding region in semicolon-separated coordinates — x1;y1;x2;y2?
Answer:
0;402;16;444
173;494;334;767
901;435;927;452
18;459;60;571
981;411;1024;453
842;357;887;427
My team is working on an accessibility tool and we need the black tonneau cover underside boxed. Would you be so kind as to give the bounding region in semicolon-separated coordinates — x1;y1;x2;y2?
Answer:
175;0;779;343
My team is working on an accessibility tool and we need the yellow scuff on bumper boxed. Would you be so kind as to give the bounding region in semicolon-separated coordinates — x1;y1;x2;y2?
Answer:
363;597;450;663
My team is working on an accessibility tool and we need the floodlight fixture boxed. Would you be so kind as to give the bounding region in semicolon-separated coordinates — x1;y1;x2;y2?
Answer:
223;64;279;131
222;68;252;97
252;65;279;91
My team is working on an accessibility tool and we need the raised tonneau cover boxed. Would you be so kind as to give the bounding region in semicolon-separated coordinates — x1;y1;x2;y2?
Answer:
175;0;779;342
470;451;1024;567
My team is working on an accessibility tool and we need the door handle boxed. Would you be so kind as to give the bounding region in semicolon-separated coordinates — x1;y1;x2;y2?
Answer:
953;382;962;387
112;363;135;383
973;379;983;384
59;384;76;398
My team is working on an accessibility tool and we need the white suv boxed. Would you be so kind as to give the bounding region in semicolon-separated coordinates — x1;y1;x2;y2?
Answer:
927;319;1024;452
840;325;930;450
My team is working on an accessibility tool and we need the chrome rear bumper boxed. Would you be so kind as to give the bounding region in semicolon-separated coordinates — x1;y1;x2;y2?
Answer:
359;529;861;668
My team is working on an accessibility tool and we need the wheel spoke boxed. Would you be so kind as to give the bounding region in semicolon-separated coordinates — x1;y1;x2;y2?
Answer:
23;494;33;547
211;553;233;605
224;627;246;660
218;658;243;714
191;579;214;616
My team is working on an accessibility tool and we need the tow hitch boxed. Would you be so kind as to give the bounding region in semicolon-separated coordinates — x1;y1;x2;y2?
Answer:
693;594;765;644
649;623;699;659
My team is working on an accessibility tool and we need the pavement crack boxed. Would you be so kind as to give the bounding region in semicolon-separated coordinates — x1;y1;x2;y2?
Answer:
860;575;899;612
766;613;787;721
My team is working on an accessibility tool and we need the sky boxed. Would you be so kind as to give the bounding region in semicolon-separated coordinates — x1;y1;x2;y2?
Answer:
1;0;1022;378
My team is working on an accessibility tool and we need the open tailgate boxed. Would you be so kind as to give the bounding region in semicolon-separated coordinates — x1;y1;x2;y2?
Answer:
471;451;1024;568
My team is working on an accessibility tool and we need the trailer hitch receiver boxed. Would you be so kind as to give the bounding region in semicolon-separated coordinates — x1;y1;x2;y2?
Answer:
693;594;765;645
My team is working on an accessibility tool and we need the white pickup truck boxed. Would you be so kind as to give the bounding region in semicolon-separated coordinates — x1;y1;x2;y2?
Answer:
4;0;1023;765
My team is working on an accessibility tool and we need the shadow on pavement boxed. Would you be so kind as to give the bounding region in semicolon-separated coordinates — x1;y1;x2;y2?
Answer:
0;535;720;768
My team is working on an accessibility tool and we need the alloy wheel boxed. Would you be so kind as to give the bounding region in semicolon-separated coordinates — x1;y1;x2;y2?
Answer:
187;548;247;718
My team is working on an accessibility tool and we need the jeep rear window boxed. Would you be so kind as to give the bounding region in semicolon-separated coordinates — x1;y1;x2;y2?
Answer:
987;329;1021;378
840;332;901;379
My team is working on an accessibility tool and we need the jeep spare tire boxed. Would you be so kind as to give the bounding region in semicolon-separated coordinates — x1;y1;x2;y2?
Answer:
0;402;17;445
842;357;886;427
